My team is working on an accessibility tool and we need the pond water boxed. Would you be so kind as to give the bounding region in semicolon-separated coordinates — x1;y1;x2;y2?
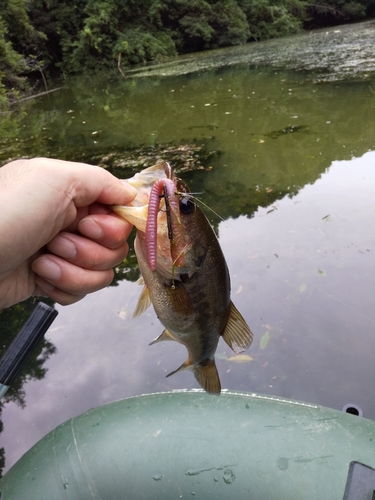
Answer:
1;21;375;475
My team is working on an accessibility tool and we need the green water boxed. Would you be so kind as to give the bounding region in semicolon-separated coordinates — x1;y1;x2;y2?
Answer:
1;21;375;475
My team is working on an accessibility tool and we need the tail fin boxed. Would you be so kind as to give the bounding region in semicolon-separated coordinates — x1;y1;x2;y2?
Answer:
193;359;221;395
166;358;221;395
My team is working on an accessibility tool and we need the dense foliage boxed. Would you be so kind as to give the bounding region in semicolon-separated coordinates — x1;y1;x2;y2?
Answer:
1;0;374;104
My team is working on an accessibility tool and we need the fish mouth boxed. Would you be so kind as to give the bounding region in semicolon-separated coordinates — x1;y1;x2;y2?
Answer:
123;161;173;206
113;161;192;273
113;161;173;231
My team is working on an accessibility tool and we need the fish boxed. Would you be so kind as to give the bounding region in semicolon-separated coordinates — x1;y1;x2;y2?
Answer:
113;162;253;394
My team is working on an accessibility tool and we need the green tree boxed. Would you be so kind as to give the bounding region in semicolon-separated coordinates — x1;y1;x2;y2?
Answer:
0;15;26;104
238;0;302;40
150;0;215;52
0;0;45;104
150;0;250;52
302;0;369;26
29;0;176;73
208;0;250;47
28;0;87;74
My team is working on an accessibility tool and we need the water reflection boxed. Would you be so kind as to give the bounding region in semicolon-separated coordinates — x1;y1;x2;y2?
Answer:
217;151;375;404
0;300;57;475
1;65;375;169
1;151;374;475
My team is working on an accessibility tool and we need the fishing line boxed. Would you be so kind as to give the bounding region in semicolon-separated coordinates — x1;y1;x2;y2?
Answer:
190;193;375;325
185;194;226;224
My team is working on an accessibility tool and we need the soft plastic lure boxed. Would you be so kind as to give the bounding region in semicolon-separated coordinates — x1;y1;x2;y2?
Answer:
145;178;185;271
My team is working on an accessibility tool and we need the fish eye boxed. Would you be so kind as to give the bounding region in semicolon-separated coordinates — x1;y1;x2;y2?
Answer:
179;197;195;215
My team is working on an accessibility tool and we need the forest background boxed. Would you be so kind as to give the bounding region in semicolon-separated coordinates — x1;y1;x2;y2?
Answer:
1;0;375;105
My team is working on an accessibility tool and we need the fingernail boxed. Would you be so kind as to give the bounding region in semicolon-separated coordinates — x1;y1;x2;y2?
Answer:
52;235;76;259
34;257;61;281
78;218;103;239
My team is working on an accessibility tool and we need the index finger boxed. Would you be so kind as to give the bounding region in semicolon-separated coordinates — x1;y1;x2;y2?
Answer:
28;158;137;207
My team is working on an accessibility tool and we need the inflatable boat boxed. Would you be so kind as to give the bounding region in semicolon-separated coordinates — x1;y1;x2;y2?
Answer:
1;390;375;499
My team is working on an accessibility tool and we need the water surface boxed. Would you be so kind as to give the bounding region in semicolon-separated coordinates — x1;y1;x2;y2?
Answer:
1;21;375;475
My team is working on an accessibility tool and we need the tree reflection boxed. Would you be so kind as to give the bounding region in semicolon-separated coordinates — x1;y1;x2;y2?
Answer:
0;298;57;477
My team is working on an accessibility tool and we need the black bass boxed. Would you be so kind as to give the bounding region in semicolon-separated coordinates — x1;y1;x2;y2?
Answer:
113;162;252;394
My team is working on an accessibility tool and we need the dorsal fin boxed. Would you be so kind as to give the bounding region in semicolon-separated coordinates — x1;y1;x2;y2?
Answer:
222;301;253;354
132;285;151;319
149;329;176;346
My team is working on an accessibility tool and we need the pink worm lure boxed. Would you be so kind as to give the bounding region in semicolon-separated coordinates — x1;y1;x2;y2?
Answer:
145;178;185;271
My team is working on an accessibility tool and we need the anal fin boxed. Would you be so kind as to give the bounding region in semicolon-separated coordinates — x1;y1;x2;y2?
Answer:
166;359;192;378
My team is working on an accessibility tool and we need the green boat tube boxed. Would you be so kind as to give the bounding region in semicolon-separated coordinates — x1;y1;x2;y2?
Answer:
1;390;375;499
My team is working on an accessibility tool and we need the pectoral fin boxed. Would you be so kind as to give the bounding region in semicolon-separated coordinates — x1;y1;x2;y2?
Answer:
132;285;152;319
222;301;253;354
149;329;176;346
165;281;195;316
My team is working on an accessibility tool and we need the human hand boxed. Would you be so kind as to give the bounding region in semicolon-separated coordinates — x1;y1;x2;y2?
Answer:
0;158;136;308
